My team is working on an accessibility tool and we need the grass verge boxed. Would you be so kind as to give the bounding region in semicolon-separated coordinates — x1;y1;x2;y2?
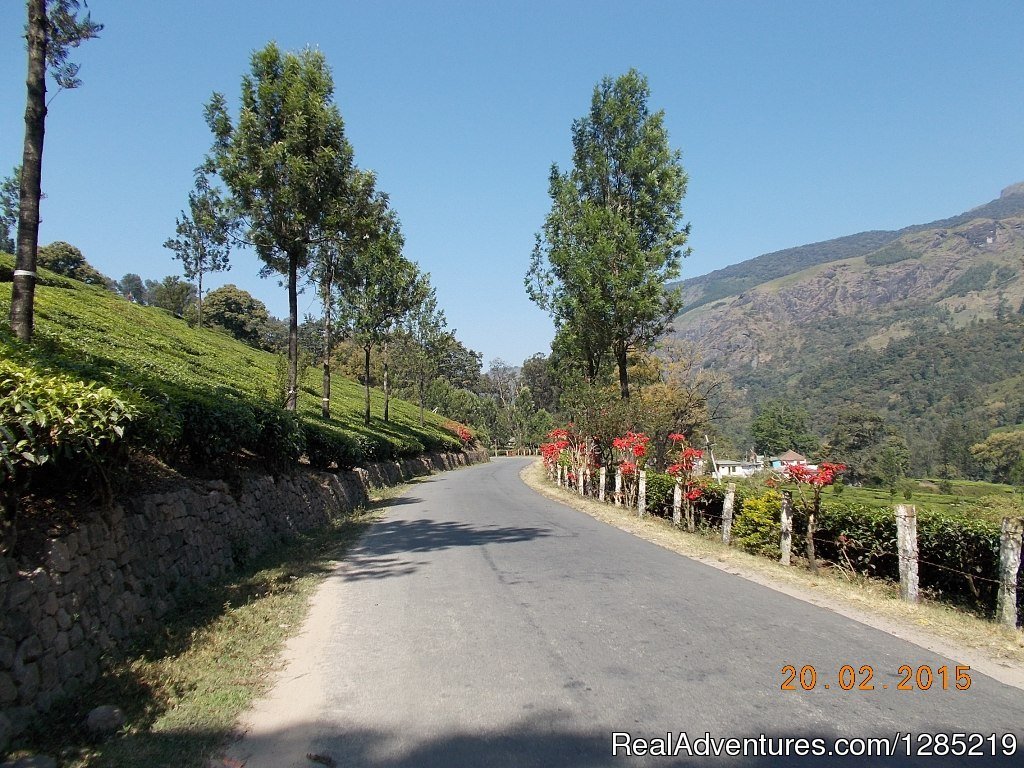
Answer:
520;460;1024;686
5;486;409;768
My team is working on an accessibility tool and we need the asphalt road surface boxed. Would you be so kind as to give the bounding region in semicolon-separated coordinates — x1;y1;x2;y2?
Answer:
231;458;1024;767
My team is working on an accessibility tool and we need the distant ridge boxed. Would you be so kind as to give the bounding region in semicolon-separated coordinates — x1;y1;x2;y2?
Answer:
676;184;1024;313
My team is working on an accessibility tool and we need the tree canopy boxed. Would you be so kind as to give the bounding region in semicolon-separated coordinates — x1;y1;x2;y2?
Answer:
526;69;690;399
205;42;353;410
203;284;270;346
163;172;233;327
36;241;106;285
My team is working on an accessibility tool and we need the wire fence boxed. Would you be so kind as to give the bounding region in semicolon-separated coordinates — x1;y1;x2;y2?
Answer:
546;464;1023;626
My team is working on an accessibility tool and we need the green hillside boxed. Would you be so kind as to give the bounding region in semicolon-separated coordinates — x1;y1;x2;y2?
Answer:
0;254;465;478
675;185;1024;313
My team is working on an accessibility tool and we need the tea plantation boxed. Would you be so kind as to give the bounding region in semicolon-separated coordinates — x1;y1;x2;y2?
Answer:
0;254;466;497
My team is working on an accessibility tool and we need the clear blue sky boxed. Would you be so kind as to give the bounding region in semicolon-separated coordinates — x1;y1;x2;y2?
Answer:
3;1;1023;368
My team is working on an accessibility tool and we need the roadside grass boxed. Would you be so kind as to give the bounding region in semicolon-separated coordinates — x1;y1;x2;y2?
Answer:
5;486;408;768
520;460;1024;678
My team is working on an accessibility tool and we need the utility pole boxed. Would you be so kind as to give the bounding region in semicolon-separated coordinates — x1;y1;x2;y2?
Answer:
704;434;719;479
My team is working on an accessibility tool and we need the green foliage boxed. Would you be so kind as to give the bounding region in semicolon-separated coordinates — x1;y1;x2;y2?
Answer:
970;429;1024;484
148;275;197;316
941;262;997;298
750;399;817;456
206;42;355;411
0;166;18;254
303;423;361;470
163;171;234;325
644;471;676;515
36;241;108;285
732;489;782;557
0;358;136;490
527;69;689;397
202;284;270;346
0;254;467;485
864;242;920;267
116;273;148;304
794;316;1024;478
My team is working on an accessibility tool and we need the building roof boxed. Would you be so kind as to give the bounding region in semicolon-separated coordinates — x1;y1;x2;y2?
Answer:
775;450;806;461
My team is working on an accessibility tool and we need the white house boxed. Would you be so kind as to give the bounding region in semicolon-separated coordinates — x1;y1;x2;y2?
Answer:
712;459;762;481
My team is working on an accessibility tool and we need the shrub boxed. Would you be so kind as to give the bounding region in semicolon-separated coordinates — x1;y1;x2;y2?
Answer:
864;243;919;267
732;490;782;557
644;471;676;516
252;406;305;465
816;501;897;578
304;424;363;470
174;393;259;465
0;359;137;485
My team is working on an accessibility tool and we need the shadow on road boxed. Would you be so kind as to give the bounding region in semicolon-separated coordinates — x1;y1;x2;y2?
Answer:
223;713;967;768
337;517;551;581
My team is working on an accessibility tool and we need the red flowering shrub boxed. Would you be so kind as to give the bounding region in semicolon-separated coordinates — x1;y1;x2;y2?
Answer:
540;426;571;472
612;431;650;459
783;462;847;573
444;420;473;444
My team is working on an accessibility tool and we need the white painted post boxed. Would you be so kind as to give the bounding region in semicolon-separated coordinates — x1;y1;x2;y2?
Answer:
614;468;622;507
780;492;793;566
672;478;682;527
895;504;919;604
578;465;585;496
599;467;607;502
638;470;647;517
722;483;736;545
997;516;1023;628
557;464;564;488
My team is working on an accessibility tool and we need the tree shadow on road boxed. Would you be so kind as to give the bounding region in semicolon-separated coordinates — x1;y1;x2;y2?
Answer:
336;517;551;581
222;713;960;768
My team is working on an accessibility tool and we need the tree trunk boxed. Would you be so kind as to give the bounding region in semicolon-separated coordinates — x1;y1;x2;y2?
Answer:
363;342;371;426
418;374;425;426
10;0;47;342
285;254;298;410
382;339;390;422
806;495;819;575
321;278;332;419
196;269;203;327
615;342;629;400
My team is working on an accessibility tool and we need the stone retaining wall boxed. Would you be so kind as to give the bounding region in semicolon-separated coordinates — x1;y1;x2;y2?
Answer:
0;448;487;745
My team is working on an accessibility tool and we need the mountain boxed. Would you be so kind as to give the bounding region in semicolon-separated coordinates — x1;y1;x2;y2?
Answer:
676;183;1024;312
670;185;1024;475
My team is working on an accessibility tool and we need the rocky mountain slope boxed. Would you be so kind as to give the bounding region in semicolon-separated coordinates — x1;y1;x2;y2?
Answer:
671;185;1024;473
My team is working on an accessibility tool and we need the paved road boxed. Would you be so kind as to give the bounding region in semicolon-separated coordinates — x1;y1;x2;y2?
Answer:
232;458;1024;767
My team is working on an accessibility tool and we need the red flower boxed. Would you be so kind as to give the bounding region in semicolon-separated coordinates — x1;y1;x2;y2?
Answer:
685;488;702;501
668;432;687;444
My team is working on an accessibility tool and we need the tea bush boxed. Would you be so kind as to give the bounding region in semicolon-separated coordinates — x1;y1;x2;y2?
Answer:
0;254;469;490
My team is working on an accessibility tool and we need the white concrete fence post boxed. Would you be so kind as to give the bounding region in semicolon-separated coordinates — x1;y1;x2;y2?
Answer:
599;467;607;502
780;492;793;566
895;504;919;604
672;478;682;527
614;468;622;507
997;516;1023;628
638;470;647;517
722;483;736;545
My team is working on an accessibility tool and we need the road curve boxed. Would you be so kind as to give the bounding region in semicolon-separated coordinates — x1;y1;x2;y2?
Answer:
230;457;1024;767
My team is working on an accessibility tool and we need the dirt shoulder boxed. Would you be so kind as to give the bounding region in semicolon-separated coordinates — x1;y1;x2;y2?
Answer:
519;459;1024;691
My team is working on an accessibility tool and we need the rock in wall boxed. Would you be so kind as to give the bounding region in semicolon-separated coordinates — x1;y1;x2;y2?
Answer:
0;448;487;742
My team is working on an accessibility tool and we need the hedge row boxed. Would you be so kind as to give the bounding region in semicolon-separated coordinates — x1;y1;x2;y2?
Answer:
641;472;1021;621
1;358;137;488
2;356;461;504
